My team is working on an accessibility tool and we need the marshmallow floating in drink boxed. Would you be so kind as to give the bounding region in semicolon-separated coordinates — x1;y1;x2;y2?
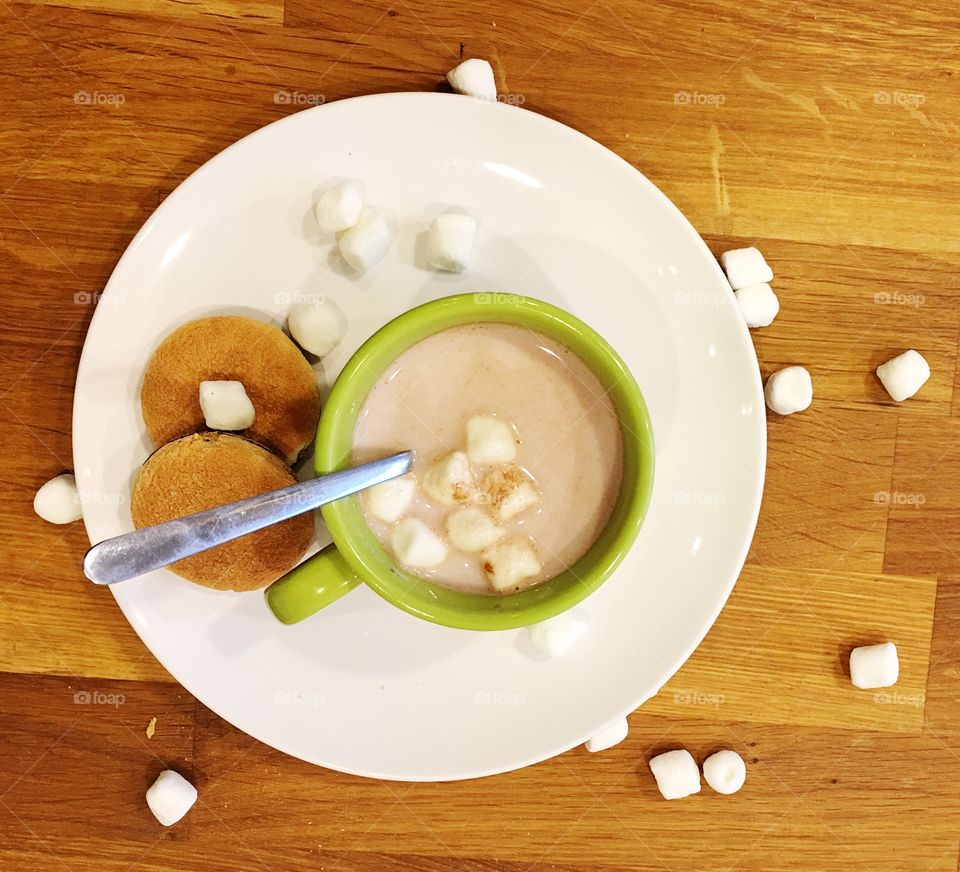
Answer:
446;506;506;552
338;208;393;272
528;609;589;657
315;181;363;234
702;750;746;795
481;538;541;591
391;517;448;568
33;473;82;524
876;350;930;402
466;415;517;464
146;770;197;826
287;297;347;358
584;717;628;753
421;451;477;507
849;641;899;689
481;466;540;521
719;246;773;290
198;380;256;431
734;283;780;328
365;476;416;524
764;366;813;415
649;749;702;800
446;58;497;100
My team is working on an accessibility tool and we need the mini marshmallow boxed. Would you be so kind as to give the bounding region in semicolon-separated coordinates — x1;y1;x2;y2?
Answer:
649;749;702;800
876;350;930;402
481;538;541;592
849;641;899;689
764;366;812;415
338;209;392;272
33;473;82;524
421;451;477;506
482;466;540;521
528;609;589;657
734;283;780;328
315;181;363;234
446;58;497;100
426;213;477;273
146;770;197;826
719;246;774;291
466;415;516;464
446;506;505;552
584;717;628;753
365;475;416;524
287;297;347;357
702;750;746;795
199;380;256;430
391;517;448;568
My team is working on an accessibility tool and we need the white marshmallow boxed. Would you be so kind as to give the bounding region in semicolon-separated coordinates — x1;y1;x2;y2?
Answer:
146;770;197;826
584;717;628;753
734;283;780;328
338;209;392;272
764;366;812;415
481;538;541;592
528;609;589;657
390;517;448;569
446;58;497;100
315;181;363;234
466;415;516;464
426;213;477;273
421;451;477;507
287;297;347;357
719;246;774;290
446;506;505;552
876;350;930;402
365;475;416;524
481;466;540;521
33;473;82;524
199;380;256;430
849;641;899;689
702;750;746;795
649;749;702;800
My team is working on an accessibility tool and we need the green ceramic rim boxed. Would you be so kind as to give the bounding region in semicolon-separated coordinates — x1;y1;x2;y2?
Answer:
315;293;654;630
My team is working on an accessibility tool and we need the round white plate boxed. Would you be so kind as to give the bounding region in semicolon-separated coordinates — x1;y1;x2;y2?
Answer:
73;92;765;781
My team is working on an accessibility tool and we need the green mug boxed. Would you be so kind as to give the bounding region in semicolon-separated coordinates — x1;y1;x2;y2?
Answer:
265;293;654;630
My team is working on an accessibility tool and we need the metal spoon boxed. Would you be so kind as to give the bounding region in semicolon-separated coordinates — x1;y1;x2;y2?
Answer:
83;451;412;585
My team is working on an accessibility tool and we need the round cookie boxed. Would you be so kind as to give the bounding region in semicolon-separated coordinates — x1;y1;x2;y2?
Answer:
141;315;321;463
131;433;314;591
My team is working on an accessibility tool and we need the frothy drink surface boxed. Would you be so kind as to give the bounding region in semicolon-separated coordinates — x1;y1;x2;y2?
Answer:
353;322;623;593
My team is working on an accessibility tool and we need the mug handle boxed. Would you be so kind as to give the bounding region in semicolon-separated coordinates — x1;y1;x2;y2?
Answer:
265;545;361;624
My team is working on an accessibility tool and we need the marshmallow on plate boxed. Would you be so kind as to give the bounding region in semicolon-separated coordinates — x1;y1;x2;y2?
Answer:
287;297;347;357
338;209;392;272
365;476;416;524
421;451;477;506
315;181;362;234
649;749;702;800
734;283;780;328
584;717;628;753
719;246;774;290
146;770;197;826
426;213;477;273
702;750;746;795
849;641;899;689
466;415;516;464
527;609;589;657
33;473;82;524
481;538;541;591
446;506;505;552
199;380;256;431
446;58;497;100
764;366;812;415
391;517;448;568
876;350;930;402
481;466;540;521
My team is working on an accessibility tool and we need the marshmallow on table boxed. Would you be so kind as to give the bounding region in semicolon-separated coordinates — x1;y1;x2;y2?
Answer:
338;209;393;272
446;58;497;100
720;246;774;290
849;641;899;689
421;451;477;506
365;476;416;524
287;297;347;357
702;750;746;795
33;473;82;524
391;517;448;569
481;538;541;592
649;749;702;800
466;415;516;464
315;181;363;234
481;466;540;521
528;609;589;657
764;366;812;415
426;213;477;273
146;770;197;826
876;350;930;402
446;506;505;552
199;380;256;431
734;283;780;328
584;717;628;753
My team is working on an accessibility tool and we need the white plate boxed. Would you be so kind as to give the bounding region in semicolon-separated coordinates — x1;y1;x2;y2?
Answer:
73;92;765;781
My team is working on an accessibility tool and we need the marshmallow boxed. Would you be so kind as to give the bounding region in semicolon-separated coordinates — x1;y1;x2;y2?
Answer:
446;506;505;552
390;517;448;569
734;283;780;328
365;475;416;524
426;213;477;273
466;415;517;464
876;350;930;402
584;717;628;753
849;641;899;689
702;750;746;795
33;473;82;524
287;297;347;358
199;380;256;430
649;749;702;800
482;538;541;592
528;609;589;657
481;466;540;521
338;209;392;272
146;770;197;826
446;58;497;100
315;181;363;234
421;451;477;507
719;246;774;290
764;366;812;415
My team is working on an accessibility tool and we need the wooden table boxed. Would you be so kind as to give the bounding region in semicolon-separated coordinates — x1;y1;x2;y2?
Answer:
2;1;958;869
